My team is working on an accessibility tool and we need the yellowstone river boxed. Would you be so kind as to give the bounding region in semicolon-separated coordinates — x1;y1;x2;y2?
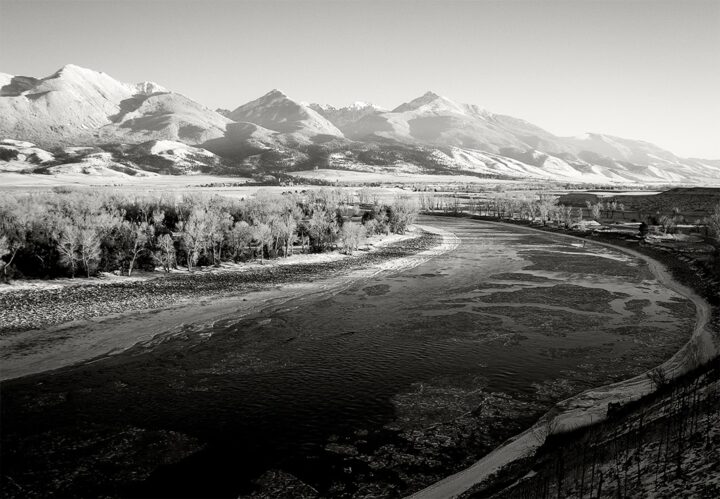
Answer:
0;216;697;498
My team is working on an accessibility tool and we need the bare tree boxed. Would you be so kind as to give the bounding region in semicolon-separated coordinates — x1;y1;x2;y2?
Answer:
78;228;101;278
181;208;211;271
0;209;29;282
208;209;232;265
57;226;81;278
308;208;339;250
537;192;556;226
252;222;273;262
0;234;9;280
126;221;151;276
340;222;366;255
389;194;419;234
229;221;253;260
154;233;176;272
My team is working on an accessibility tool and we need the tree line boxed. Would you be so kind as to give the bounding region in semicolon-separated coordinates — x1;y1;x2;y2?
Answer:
418;191;583;227
419;191;720;242
0;188;419;281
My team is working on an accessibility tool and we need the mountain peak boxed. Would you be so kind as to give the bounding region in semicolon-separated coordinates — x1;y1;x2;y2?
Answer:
266;89;288;98
52;64;100;79
228;89;343;136
392;91;461;113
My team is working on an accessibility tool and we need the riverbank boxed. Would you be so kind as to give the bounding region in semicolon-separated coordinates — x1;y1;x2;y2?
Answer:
410;214;719;499
0;231;412;332
0;225;459;381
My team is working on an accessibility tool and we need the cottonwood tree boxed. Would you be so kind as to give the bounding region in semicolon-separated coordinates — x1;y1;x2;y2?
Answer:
57;226;81;277
0;234;9;279
340;223;366;255
537;193;556;225
362;204;389;235
181;208;211;271
389;195;419;234
308;208;339;251
586;201;602;221
228;221;253;260
0;206;29;281
78;228;102;277
154;233;176;272
208;209;232;265
125;221;152;276
273;211;299;257
252;222;273;262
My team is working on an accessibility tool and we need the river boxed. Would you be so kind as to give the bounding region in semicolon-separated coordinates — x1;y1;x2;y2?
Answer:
0;216;697;498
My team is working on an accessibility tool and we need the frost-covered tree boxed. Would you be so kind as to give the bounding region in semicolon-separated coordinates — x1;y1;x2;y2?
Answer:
340;223;366;255
154;233;176;272
252;222;273;262
208;209;232;265
536;193;556;226
57;226;81;278
308;208;339;251
228;221;253;260
389;195;419;234
0;234;9;280
125;221;151;276
181;208;212;271
0;202;30;281
78;228;102;277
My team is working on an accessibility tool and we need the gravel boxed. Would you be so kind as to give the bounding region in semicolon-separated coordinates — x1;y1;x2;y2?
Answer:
0;233;438;335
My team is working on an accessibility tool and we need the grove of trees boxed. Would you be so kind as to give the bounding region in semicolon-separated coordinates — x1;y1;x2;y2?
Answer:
0;188;419;281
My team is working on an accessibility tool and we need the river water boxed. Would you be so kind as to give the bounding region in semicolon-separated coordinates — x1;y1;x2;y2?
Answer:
0;216;697;498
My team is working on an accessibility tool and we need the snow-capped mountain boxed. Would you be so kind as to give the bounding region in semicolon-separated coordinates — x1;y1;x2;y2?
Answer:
0;64;229;147
1;65;718;184
228;89;342;139
309;101;386;130
340;91;569;154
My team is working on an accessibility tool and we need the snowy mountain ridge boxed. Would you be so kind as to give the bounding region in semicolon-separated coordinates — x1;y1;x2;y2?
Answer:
1;64;718;184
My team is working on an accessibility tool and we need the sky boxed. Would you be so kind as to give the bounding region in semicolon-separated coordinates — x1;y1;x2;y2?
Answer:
1;0;719;158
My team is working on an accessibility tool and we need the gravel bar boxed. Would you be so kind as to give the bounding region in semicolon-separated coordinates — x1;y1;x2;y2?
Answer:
0;232;439;335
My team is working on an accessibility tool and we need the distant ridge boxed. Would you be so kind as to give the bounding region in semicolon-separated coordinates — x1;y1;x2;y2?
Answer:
1;64;719;184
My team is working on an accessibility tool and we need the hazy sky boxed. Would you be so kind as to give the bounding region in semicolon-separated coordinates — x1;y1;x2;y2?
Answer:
1;0;719;158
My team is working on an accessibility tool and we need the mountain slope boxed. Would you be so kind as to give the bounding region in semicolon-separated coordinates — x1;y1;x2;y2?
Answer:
342;91;570;154
1;66;718;184
228;90;343;139
0;64;230;147
309;101;386;130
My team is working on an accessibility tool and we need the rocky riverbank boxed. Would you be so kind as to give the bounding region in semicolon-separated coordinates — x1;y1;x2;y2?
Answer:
0;231;436;336
0;226;462;382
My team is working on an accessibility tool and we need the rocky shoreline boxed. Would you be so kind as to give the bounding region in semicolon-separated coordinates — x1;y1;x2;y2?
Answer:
0;231;438;336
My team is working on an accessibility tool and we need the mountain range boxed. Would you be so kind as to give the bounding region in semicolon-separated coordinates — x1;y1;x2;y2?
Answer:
1;64;718;184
